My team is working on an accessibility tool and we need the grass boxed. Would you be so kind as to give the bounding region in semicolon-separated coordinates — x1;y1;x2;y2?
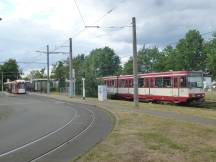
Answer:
206;91;216;102
75;108;216;162
54;92;216;119
49;91;216;119
103;99;216;120
44;93;216;162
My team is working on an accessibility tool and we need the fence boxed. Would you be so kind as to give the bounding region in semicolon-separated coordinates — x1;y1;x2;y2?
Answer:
59;87;69;96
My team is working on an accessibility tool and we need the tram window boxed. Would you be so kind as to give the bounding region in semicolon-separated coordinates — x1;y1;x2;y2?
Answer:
111;80;114;87
174;78;178;88
106;81;109;86
128;80;133;87
125;80;129;87
18;83;25;89
180;76;187;88
106;81;108;86
163;77;171;88
145;78;149;88
150;78;154;87
138;78;144;87
107;81;110;87
155;77;163;88
120;80;124;87
188;76;203;88
113;80;117;87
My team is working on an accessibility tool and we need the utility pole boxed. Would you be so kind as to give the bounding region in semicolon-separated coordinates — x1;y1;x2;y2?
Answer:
82;77;85;100
132;17;139;107
36;47;69;94
69;38;73;97
47;45;50;94
1;72;3;93
73;68;76;96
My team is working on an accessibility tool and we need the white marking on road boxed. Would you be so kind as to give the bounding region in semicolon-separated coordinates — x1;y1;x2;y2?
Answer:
0;108;78;158
30;105;96;162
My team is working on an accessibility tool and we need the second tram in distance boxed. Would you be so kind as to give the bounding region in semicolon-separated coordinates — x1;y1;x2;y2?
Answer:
4;80;26;94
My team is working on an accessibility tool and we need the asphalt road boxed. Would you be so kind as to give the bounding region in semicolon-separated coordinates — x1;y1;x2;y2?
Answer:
0;94;114;162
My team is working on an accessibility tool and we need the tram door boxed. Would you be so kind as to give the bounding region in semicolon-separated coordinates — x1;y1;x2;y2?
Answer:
173;77;179;96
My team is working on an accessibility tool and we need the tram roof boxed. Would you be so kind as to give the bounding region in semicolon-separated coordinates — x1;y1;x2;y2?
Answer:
102;71;203;80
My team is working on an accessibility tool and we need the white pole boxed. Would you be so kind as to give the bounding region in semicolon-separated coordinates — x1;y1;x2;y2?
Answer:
82;78;85;100
47;45;50;94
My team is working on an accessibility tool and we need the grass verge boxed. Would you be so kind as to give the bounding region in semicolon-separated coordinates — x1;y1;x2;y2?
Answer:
75;107;216;162
43;93;216;162
105;99;216;120
206;91;216;102
54;93;216;120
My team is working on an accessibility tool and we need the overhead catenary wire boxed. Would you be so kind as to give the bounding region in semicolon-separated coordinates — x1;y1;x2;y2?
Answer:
73;0;86;26
34;0;185;70
0;0;129;76
50;0;128;53
92;0;127;24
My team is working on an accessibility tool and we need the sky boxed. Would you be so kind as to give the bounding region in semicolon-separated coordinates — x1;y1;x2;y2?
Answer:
0;0;216;74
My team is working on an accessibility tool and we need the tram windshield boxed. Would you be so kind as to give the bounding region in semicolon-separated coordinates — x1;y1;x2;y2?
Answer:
187;73;203;88
18;82;25;89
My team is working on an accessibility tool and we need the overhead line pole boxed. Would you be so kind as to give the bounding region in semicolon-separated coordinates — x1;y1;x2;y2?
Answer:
69;38;73;97
132;17;139;107
47;45;50;94
36;47;69;95
1;72;3;93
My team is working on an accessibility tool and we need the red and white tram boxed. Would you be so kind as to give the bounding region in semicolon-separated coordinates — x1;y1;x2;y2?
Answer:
103;71;205;104
4;80;26;94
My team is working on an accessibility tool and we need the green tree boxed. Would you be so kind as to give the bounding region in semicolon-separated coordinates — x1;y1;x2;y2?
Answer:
89;47;121;77
205;33;216;79
1;59;21;82
27;68;46;79
137;46;161;72
160;45;177;71
122;47;164;74
83;47;121;96
51;61;68;89
122;57;133;74
71;54;85;95
175;30;206;70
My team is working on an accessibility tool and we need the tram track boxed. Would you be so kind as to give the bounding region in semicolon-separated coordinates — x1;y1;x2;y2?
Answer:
0;95;113;162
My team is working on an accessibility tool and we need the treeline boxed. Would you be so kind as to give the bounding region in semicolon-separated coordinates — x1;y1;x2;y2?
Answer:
50;47;121;96
50;29;216;96
123;30;214;75
2;29;216;96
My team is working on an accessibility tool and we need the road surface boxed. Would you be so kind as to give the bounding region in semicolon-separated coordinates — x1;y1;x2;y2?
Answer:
0;94;113;162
